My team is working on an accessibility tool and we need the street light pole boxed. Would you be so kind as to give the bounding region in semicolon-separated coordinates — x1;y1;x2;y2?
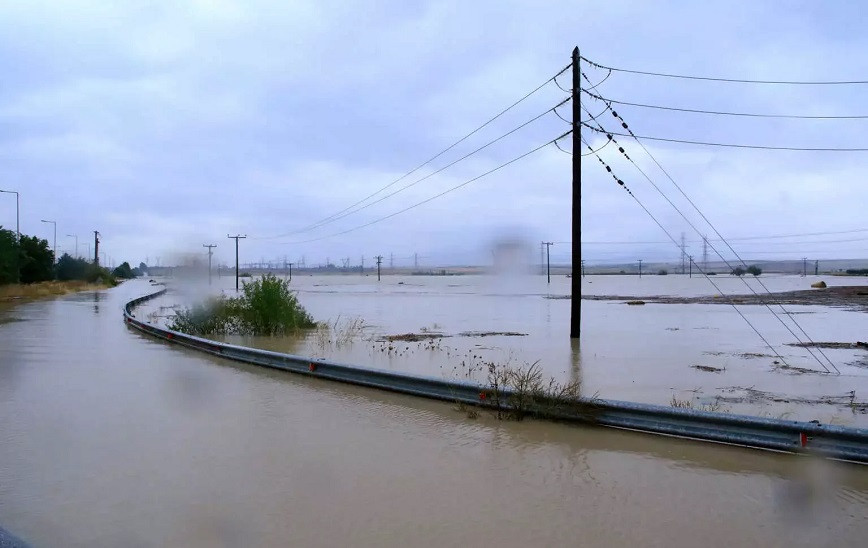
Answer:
0;189;19;242
40;219;56;263
0;189;20;282
66;234;78;258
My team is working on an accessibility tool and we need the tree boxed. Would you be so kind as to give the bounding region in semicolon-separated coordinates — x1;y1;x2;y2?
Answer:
112;262;135;279
731;267;746;277
0;227;17;284
746;265;762;276
56;253;90;281
18;235;54;283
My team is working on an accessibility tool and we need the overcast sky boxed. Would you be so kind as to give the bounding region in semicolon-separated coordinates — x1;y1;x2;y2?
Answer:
2;0;867;268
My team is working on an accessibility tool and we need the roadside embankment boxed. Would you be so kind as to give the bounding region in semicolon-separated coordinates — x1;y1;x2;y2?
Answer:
0;280;117;302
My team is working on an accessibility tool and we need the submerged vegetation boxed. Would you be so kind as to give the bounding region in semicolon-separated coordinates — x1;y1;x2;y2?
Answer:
449;359;585;421
170;274;315;336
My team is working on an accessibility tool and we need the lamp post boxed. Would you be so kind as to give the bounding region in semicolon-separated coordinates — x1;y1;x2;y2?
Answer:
0;189;20;282
66;234;78;258
40;219;56;263
0;189;19;242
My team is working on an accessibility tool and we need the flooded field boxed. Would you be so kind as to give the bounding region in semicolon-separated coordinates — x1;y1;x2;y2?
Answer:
145;272;868;426
1;279;867;546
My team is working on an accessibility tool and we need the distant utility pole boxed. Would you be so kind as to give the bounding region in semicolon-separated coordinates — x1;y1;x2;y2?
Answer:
93;231;100;266
688;255;693;278
702;235;709;272
802;257;807;277
227;234;247;291
360;256;364;275
375;255;383;281
390;253;394;269
581;259;586;278
203;244;217;285
414;252;419;270
638;259;643;278
815;260;819;276
543;242;553;284
288;262;293;282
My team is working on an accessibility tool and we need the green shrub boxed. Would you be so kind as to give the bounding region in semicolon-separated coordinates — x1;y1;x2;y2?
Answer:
169;299;234;335
170;274;314;336
236;274;315;334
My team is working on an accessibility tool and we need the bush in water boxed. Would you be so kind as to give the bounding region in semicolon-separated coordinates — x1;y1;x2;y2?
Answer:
169;274;315;336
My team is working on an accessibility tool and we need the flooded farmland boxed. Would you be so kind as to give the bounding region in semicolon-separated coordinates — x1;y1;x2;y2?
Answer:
1;277;867;547
150;272;868;426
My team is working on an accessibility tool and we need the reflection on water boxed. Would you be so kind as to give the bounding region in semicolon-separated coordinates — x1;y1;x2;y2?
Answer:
1;280;866;546
144;273;868;426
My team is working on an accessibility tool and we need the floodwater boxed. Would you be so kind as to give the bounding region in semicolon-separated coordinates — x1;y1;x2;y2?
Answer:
150;272;868;426
2;279;868;547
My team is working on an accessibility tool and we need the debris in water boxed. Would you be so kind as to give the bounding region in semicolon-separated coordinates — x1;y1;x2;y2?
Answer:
625;300;646;305
457;331;528;337
691;365;725;373
786;342;863;349
380;333;447;342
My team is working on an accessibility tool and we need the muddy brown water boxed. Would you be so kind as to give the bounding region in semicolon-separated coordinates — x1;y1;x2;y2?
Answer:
1;279;867;547
149;273;868;425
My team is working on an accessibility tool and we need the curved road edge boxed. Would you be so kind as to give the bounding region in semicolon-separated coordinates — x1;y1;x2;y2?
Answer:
124;287;868;464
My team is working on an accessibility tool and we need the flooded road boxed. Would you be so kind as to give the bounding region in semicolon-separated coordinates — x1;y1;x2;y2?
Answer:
1;279;867;547
151;272;868;425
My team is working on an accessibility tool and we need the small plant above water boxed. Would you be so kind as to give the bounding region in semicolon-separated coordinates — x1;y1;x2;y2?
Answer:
169;274;315;336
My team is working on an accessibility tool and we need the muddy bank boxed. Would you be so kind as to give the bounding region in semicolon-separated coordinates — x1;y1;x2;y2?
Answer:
581;285;868;312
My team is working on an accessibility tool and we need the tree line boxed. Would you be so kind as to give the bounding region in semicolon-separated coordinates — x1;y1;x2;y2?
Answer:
1;226;145;285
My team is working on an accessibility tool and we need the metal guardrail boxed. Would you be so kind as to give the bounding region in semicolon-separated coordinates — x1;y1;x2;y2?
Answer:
124;288;868;463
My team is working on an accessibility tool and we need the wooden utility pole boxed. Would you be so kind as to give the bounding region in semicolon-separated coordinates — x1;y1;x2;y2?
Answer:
203;244;217;285
227;234;247;291
570;46;582;339
288;262;293;282
543;242;553;284
93;231;100;266
638;259;643;278
376;255;383;281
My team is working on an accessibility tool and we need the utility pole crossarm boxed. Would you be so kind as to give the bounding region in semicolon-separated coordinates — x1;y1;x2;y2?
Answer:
203;244;217;286
227;234;247;291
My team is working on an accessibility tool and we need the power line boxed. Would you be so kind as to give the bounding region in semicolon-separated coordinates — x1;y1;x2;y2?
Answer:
580;134;793;368
583;90;868;119
281;98;569;233
584;103;838;373
277;132;570;245
581;56;868;85
254;64;570;240
582;123;868;151
566;228;868;244
557;68;611;93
